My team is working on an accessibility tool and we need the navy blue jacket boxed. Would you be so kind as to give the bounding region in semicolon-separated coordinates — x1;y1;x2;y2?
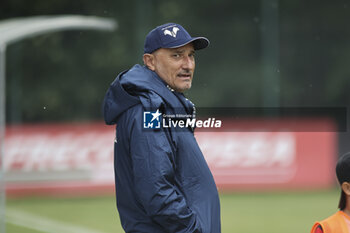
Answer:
103;64;221;233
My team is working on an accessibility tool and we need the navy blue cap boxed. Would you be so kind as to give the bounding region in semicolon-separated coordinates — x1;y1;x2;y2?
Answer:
144;23;210;54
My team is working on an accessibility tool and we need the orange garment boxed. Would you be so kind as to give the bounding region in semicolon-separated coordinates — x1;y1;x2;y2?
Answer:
311;211;350;233
344;214;350;231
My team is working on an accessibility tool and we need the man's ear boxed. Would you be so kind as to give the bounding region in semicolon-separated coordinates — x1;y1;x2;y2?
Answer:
143;54;155;71
342;182;350;195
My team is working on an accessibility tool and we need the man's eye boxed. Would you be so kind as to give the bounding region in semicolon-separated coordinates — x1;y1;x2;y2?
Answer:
172;54;181;58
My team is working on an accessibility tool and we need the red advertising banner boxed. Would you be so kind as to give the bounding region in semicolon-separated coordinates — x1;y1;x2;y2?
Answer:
196;131;336;191
4;120;337;196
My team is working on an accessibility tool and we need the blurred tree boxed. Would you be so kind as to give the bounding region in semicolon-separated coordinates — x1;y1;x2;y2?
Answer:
1;0;349;123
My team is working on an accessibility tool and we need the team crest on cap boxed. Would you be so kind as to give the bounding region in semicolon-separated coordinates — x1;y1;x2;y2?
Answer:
164;27;179;38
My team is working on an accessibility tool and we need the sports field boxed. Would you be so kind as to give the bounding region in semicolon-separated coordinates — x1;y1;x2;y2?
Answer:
6;189;339;233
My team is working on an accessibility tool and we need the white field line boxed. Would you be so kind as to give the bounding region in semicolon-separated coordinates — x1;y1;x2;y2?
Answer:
6;208;106;233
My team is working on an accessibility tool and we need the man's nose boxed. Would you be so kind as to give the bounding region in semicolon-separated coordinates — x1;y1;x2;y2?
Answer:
182;56;195;70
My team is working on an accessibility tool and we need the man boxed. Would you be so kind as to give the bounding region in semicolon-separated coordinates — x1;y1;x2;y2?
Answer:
311;152;350;233
103;23;221;233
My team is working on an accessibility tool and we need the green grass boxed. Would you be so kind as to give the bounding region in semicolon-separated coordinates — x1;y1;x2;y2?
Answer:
6;189;340;233
220;189;339;233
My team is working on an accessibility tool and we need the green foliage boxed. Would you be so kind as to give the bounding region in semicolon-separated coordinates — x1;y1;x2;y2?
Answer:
2;0;350;123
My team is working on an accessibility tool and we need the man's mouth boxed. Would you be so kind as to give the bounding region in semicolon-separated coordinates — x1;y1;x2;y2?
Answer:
177;73;192;79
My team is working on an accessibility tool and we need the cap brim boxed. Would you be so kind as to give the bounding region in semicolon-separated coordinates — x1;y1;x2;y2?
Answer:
168;37;210;50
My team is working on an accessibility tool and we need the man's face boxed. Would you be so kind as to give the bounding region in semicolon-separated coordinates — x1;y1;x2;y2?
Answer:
148;43;195;93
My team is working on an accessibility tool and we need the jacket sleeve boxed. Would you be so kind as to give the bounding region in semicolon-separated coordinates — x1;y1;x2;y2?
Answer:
127;105;202;233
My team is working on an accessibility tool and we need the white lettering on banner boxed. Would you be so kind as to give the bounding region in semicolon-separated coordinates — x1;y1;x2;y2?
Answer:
195;132;295;168
5;132;114;178
6;131;295;172
5;135;50;171
195;132;297;184
5;126;296;185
